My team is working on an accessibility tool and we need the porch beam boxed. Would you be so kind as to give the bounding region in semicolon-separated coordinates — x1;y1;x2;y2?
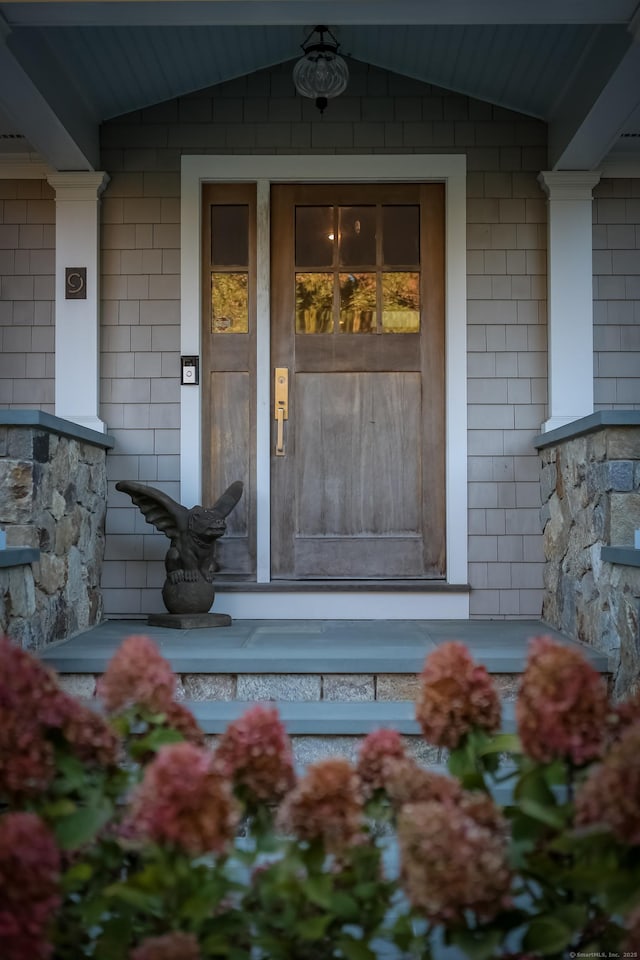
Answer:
47;171;110;434
0;16;99;171
537;170;601;433
5;1;637;27
548;16;640;170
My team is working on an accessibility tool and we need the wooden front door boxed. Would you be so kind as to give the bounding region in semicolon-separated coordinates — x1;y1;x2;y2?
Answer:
270;183;445;580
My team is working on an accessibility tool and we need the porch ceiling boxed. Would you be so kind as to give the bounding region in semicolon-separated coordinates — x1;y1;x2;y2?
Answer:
0;0;639;172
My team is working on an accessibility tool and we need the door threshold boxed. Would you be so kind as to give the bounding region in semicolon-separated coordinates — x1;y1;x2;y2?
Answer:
211;585;470;620
213;579;469;593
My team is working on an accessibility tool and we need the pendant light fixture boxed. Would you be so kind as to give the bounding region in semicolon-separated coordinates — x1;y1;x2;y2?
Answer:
292;25;349;115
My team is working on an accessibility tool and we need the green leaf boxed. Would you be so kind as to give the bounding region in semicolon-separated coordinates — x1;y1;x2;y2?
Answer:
139;726;185;752
447;743;475;779
390;913;416;952
296;913;332;940
478;733;522;756
54;752;89;790
53;798;113;849
601;874;640;914
103;882;163;913
523;916;574;954
518;797;567;829
449;927;504;960
61;860;94;890
41;798;76;818
516;767;557;807
553;903;588;932
93;915;134;959
338;937;377;960
304;874;332;909
329;891;360;920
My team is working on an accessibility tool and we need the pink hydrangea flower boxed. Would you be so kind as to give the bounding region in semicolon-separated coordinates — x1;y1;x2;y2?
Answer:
516;635;609;765
356;728;407;799
58;698;120;767
277;758;364;853
383;757;462;811
97;635;176;713
397;794;511;924
607;686;640;742
575;722;640;845
0;812;61;960
130;931;201;960
213;704;296;808
0;712;56;800
162;701;205;747
0;637;118;800
0;637;68;728
415;641;501;749
128;742;238;855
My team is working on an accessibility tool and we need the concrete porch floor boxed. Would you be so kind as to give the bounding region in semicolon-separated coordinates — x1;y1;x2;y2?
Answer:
40;617;609;675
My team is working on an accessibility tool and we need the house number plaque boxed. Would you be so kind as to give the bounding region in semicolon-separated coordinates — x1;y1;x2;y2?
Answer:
65;267;87;299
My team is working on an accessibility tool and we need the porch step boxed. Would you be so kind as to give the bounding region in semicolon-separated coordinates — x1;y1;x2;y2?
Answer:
187;699;517;736
44;618;609;767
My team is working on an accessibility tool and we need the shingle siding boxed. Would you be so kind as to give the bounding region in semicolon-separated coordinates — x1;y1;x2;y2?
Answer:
0;180;55;411
593;178;640;411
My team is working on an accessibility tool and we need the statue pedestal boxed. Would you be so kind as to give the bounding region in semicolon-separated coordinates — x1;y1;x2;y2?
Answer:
147;612;232;629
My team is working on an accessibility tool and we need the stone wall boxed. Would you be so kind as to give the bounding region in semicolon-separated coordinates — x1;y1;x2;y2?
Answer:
0;412;112;649
536;413;640;698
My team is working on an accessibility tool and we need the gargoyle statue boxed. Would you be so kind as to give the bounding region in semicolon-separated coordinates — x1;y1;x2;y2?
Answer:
115;479;243;615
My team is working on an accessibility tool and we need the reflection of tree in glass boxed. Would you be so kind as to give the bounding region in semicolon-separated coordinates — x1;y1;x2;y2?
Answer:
212;273;248;333
382;272;419;310
382;272;420;333
339;273;376;332
295;273;333;333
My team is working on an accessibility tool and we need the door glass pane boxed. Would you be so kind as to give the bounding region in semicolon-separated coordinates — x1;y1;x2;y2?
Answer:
296;272;334;333
381;272;420;333
211;272;249;333
339;273;377;333
338;206;376;266
295;207;334;267
211;205;249;266
382;206;420;265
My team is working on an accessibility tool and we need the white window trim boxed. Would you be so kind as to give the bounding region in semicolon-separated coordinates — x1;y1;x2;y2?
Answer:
180;154;468;617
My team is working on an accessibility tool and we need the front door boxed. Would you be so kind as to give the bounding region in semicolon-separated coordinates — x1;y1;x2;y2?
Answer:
270;183;445;580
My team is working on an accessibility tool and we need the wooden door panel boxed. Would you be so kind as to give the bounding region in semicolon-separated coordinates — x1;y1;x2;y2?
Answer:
295;372;421;536
293;537;424;579
208;370;253;574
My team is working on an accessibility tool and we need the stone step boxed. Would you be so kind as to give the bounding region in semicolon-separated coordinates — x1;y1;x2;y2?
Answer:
187;699;517;736
44;619;609;767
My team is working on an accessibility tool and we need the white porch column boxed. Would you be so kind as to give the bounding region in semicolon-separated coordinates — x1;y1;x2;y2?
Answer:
537;171;601;432
47;171;109;432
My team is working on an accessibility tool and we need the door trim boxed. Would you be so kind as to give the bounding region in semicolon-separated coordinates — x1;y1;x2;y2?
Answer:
180;154;468;615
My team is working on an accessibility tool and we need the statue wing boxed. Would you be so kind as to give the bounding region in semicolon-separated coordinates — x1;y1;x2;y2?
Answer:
115;480;187;539
210;480;244;519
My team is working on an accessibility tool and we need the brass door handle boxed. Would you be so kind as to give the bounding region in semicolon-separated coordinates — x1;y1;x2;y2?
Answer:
274;367;289;456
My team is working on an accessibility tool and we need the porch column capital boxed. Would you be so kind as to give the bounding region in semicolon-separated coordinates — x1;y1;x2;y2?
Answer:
46;171;109;201
537;170;601;201
48;170;110;433
538;170;601;433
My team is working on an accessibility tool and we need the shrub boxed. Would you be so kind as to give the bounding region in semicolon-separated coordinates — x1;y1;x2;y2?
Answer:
1;634;639;959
